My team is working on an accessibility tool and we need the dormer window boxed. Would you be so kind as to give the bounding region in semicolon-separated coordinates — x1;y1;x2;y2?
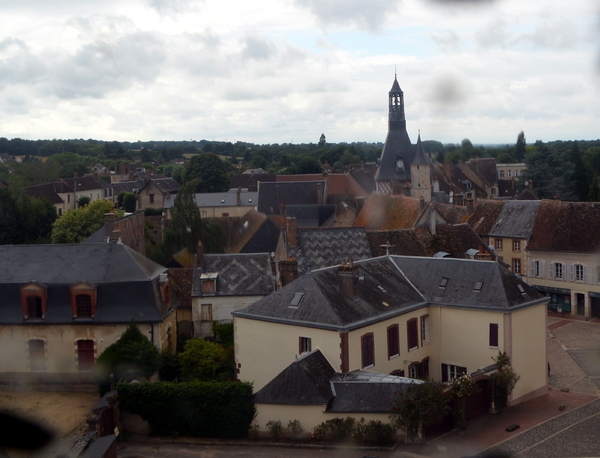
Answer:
20;282;48;319
200;273;218;296
70;282;97;318
474;281;483;292
439;277;449;288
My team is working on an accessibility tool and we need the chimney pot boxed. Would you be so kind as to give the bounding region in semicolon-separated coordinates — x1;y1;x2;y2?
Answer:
286;217;297;248
338;263;359;298
279;258;298;287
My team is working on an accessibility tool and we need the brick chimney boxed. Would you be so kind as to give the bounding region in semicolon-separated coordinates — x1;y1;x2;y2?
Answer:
286;217;297;248
237;187;242;205
279;258;298;287
109;230;121;243
104;213;115;237
338;261;359;298
466;191;474;214
316;182;323;205
128;171;134;182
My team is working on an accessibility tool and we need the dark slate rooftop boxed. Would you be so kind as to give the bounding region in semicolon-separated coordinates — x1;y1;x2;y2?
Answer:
257;181;326;215
465;158;498;187
145;177;182;194
253;349;335;405
466;200;505;236
288;227;373;275
489;200;540;239
528;200;600;252
253;350;423;411
0;243;165;284
285;205;336;228
328;371;422;413
24;182;67;204
192;253;276;297
234;256;545;331
0;243;167;325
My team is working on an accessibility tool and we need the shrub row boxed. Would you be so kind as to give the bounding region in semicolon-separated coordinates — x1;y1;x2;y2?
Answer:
118;381;255;439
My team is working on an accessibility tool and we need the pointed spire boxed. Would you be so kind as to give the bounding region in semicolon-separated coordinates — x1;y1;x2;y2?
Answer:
412;131;429;166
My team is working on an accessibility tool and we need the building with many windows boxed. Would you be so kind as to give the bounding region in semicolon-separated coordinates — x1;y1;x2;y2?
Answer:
233;255;548;416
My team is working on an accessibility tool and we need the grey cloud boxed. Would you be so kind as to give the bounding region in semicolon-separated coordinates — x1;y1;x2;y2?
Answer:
474;19;510;49
144;0;194;15
430;29;461;53
296;0;401;32
0;38;46;84
52;31;166;99
241;36;276;61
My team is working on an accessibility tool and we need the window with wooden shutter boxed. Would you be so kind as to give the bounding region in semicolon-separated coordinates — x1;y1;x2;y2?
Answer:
361;333;374;368
489;323;499;347
387;325;399;359
407;318;418;351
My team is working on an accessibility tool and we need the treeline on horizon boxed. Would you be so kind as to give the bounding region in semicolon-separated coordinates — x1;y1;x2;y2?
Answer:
3;134;600;203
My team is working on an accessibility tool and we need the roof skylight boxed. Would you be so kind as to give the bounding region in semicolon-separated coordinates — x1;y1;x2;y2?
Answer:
289;292;305;307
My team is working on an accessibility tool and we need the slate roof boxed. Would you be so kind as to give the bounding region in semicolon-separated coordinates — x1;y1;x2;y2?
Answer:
61;176;105;192
24;182;67;204
328;371;422;413
465;158;498;186
257;181;327;215
465;200;505;236
288;227;373;275
276;174;368;200
252;349;335;405
489;200;540;239
141;177;182;194
192;253;276;297
234;256;545;331
284;204;336;228
528;200;600;252
163;191;257;210
354;193;422;230
0;243;167;324
112;180;142;195
366;229;428;257
416;224;491;259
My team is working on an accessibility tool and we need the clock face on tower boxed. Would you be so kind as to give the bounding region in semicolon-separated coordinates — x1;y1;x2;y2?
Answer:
395;153;405;174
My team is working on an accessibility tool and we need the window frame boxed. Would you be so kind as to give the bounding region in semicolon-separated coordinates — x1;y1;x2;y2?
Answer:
441;363;467;382
387;324;399;359
299;336;312;354
407;318;419;351
420;315;430;346
70;282;96;318
361;333;375;368
512;240;521;252
495;239;503;251
512;258;521;275
20;282;48;320
489;323;499;348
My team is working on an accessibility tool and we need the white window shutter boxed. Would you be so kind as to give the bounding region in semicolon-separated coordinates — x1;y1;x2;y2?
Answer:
540;261;545;278
569;264;574;281
562;263;567;280
549;263;554;279
584;265;588;283
530;261;535;277
592;266;597;284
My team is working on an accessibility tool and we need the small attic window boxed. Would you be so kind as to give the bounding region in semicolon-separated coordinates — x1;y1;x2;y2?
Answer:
439;277;449;288
517;284;525;294
290;292;305;307
474;281;483;292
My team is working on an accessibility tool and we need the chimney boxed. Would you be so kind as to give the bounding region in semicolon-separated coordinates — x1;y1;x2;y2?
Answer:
419;196;426;210
443;162;452;180
528;179;533;191
121;163;127;176
128;171;134;182
316;182;323;205
286;217;297;248
73;171;78;178
104;213;116;237
93;171;98;180
196;241;204;268
466;191;474;214
109;229;121;243
338;261;359;298
429;202;436;235
279;258;298;287
237;187;242;205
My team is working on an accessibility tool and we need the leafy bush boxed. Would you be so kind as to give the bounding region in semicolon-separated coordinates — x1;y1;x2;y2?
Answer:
212;322;234;346
353;418;395;445
178;338;233;382
118;380;255;438
312;417;355;441
158;350;181;382
266;420;283;440
93;322;160;396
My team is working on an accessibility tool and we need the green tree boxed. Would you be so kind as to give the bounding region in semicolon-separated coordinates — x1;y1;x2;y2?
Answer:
184;153;233;192
318;133;326;148
491;352;520;412
523;141;576;200
169;180;204;253
93;322;161;395
391;381;450;444
77;196;91;208
178;338;233;382
515;131;526;162
51;199;116;244
122;192;137;213
570;142;595;201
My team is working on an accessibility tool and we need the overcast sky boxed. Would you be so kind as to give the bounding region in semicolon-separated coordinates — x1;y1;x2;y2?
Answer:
1;0;598;146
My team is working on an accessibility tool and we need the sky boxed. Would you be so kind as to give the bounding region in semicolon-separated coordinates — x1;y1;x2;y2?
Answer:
1;0;599;146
